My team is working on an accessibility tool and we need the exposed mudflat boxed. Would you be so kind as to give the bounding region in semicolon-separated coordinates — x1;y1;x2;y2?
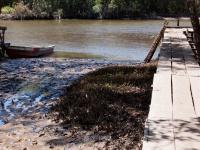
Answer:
0;58;137;150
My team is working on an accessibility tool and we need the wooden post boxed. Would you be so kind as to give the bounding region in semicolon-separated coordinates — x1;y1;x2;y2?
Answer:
177;18;180;27
0;26;7;57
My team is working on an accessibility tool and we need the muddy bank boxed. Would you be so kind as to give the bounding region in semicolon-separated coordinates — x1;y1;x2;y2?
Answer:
0;58;139;150
0;58;137;125
51;64;156;149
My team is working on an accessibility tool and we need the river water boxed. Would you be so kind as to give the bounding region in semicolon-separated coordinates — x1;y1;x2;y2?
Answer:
0;19;191;61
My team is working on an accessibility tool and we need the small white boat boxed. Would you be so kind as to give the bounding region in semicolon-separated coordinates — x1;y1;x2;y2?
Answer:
6;45;55;58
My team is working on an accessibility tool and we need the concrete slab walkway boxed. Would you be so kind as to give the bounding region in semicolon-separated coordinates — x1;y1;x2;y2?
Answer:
143;28;200;150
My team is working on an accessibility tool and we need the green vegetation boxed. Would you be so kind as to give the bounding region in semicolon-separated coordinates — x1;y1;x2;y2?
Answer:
50;51;103;59
1;6;14;14
0;0;188;19
51;63;156;149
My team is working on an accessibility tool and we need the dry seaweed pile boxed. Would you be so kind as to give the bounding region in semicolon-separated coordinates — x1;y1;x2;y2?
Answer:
51;63;156;149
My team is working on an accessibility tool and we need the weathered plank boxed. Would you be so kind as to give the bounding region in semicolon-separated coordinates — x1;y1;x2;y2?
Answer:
172;75;195;119
172;61;186;75
157;60;171;74
171;41;187;76
143;29;173;150
173;118;200;150
143;119;174;150
159;43;172;58
171;27;200;150
179;30;200;116
143;27;200;150
163;29;173;43
172;75;199;150
143;73;174;150
157;43;172;74
148;74;172;119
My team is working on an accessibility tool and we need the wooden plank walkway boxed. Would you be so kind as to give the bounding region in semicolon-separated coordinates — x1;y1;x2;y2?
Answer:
143;28;200;150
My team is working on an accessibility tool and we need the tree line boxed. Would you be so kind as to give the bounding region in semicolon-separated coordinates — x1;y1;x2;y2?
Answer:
0;0;188;19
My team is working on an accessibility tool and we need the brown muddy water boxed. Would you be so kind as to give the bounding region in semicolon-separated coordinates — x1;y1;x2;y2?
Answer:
0;19;191;61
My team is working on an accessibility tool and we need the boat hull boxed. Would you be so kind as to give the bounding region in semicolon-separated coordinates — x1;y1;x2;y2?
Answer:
6;45;55;58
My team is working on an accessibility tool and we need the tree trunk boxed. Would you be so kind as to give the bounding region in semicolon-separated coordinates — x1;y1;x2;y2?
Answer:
102;0;110;19
0;0;2;13
187;0;200;61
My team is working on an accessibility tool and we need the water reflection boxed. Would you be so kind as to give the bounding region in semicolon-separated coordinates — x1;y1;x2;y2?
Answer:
0;19;191;61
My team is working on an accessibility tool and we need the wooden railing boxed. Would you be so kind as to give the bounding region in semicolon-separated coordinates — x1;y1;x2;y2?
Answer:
183;30;200;59
144;21;168;63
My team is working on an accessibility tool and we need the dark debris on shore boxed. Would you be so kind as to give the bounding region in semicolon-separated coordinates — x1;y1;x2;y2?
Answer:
51;62;157;149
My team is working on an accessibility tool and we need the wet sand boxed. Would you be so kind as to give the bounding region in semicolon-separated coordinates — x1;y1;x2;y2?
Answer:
0;58;137;150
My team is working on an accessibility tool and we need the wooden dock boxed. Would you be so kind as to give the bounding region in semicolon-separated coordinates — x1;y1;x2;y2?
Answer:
143;28;200;150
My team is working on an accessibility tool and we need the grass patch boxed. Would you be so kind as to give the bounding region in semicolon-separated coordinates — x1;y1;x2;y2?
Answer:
51;62;157;149
50;51;103;59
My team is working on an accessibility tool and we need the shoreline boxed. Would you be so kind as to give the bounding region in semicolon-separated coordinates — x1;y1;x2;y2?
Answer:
0;14;191;21
0;57;154;149
0;58;138;125
0;57;140;150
